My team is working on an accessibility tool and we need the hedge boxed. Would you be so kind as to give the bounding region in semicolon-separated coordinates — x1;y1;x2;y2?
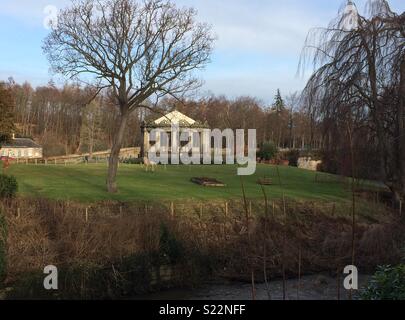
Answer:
0;174;18;199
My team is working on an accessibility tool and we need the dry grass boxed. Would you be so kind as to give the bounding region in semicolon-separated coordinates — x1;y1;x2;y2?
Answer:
1;197;404;292
3;199;166;281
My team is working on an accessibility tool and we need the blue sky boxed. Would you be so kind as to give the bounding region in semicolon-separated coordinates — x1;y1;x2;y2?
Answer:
0;0;404;104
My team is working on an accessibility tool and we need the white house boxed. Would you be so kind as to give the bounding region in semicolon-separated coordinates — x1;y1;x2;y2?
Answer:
0;135;43;159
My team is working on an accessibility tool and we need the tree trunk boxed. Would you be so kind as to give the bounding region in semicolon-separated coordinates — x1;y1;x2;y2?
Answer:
368;54;387;183
360;29;387;182
89;125;94;158
399;57;405;199
75;140;82;154
107;112;128;193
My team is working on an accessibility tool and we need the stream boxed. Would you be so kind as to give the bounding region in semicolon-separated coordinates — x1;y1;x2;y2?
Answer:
134;274;371;300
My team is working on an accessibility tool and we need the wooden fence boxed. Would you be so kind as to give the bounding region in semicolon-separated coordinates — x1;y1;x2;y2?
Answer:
12;147;140;165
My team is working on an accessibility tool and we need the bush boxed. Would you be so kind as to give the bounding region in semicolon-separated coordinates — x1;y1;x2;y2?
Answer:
159;224;184;265
7;255;154;299
258;141;278;161
0;208;6;284
361;265;405;300
0;175;18;199
285;149;300;167
122;157;143;165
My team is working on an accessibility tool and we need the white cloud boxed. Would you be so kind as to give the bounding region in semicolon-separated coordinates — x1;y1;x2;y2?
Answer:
177;0;329;56
0;0;326;55
3;0;403;102
202;72;307;103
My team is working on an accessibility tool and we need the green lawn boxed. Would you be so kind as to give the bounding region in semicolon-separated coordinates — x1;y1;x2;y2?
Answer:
3;163;353;203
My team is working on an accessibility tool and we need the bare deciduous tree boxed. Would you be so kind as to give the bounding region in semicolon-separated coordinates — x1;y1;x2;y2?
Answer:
43;0;214;192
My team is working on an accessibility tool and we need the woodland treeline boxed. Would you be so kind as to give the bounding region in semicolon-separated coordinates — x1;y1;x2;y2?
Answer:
8;80;319;157
9;81;141;157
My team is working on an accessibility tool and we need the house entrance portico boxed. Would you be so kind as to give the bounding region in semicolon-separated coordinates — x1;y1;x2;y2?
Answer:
141;110;210;161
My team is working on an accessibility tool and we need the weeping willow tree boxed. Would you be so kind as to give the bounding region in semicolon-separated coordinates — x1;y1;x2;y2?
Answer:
299;0;405;203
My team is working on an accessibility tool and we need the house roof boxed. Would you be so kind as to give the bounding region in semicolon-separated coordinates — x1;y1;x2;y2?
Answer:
143;110;209;129
2;138;42;148
155;110;196;125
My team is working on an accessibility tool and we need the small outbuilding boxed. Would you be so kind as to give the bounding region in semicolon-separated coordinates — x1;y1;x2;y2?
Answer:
0;135;43;159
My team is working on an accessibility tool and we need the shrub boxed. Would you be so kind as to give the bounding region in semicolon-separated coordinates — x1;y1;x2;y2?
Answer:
285;149;300;167
0;207;6;284
361;265;405;300
122;157;143;165
258;141;278;161
7;256;154;299
0;174;18;199
159;224;184;265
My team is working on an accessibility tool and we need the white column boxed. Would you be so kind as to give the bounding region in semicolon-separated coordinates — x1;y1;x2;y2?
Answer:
143;130;150;159
201;129;211;164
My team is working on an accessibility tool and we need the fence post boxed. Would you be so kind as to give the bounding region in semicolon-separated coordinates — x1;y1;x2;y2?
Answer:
170;202;174;218
225;201;228;217
337;267;341;301
85;207;89;222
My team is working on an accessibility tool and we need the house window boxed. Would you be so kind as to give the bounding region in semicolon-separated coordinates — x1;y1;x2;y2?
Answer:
193;132;200;148
160;132;168;149
180;131;192;147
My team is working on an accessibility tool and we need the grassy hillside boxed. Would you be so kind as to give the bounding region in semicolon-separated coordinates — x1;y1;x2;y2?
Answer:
3;163;353;203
